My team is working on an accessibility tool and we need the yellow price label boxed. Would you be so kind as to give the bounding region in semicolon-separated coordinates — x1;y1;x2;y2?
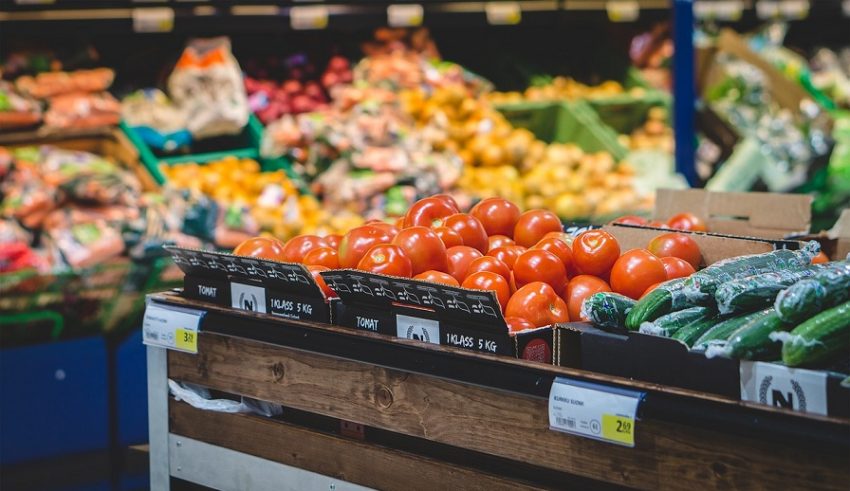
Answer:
601;414;635;446
175;328;198;353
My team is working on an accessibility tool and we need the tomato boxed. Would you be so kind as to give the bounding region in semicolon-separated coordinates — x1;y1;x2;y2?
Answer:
324;234;342;250
232;237;286;261
445;246;483;282
462;271;510;312
307;265;336;298
667;212;707;232
394;216;405;230
660;256;696;280
612;215;648;226
403;197;457;228
414;270;460;287
356;244;413;277
465;256;511;283
513;209;563;248
505;316;535;333
646;220;669;229
433;226;464;249
812;251;829;264
572;230;620;277
303;246;340;269
532;237;576;277
338;225;395;269
542;231;574;247
513;249;568;294
470;197;521;237
443;213;489;253
487;245;525;269
564;275;611;321
364;220;400;238
280;235;329;263
647;232;702;269
488;234;515;251
640;282;662;299
391;226;448;275
506;282;570;327
610;249;667;299
432;193;460;211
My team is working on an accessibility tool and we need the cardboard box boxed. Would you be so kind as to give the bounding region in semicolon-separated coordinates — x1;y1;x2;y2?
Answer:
321;269;555;363
165;246;331;323
790;209;850;261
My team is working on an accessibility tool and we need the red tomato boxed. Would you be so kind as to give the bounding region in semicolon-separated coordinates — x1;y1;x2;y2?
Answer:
391;226;448;275
812;251;829;264
610;249;667;299
564;275;611;321
431;193;460;211
572;230;621;277
433;226;464;249
356;244;413;277
324;234;342;250
488;235;515;251
232;237;286;261
505;316;535;333
307;265;336;298
338;225;395;269
403;197;458;228
465;256;511;283
542;231;574;247
445;246;483;282
532;237;576;277
364;220;400;238
413;270;460;287
647;232;702;270
646;220;669;229
660;256;696;280
281;235;329;263
513;249;568;294
470;197;521;237
303;246;340;269
506;282;570;327
513;209;563;248
612;215;648;226
640;282;662;299
487;245;526;270
666;212;707;232
462;271;511;312
394;216;405;230
443;213;489;253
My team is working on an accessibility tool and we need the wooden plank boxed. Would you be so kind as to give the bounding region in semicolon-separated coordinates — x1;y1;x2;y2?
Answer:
169;333;850;490
169;401;543;491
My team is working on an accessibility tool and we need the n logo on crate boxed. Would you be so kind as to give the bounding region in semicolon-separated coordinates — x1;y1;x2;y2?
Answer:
231;283;267;314
740;362;826;415
396;315;440;345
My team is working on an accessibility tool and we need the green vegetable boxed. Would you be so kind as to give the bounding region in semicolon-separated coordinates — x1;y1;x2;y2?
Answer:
671;316;720;347
639;307;714;338
716;309;790;360
775;261;850;324
581;292;636;329
693;309;774;350
624;277;687;330
714;265;822;315
779;301;850;367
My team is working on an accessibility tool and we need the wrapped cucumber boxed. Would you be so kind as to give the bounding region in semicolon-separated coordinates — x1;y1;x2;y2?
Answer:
774;301;850;367
671;316;721;347
706;309;790;360
581;292;636;329
624;277;687;330
774;261;850;324
639;307;714;337
692;309;773;350
714;265;822;315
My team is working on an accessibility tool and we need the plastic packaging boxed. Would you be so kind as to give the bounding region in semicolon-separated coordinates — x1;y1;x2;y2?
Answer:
580;292;636;329
168;380;283;417
774;260;850;324
639;306;713;338
714;265;822;315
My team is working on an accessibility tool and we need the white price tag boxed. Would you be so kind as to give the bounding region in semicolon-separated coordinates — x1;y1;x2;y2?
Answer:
549;378;643;447
396;314;440;345
290;5;329;30
485;2;521;25
388;4;424;27
231;282;267;314
142;303;203;354
694;1;744;21
740;361;828;415
132;7;174;33
606;1;639;22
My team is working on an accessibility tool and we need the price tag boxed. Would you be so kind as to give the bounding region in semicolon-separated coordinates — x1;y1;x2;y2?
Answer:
694;1;744;21
606;1;639;22
485;2;521;25
290;5;329;30
132;7;174;33
740;361;827;415
396;314;440;345
388;4;423;27
549;378;643;447
142;303;204;354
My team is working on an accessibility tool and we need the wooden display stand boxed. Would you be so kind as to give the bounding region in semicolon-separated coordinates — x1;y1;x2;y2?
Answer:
147;293;849;490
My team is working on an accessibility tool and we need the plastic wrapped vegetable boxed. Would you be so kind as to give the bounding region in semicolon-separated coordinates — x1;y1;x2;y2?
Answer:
714;264;823;315
706;308;789;360
639;306;714;338
580;292;636;329
774;259;850;324
692;309;774;351
773;301;850;367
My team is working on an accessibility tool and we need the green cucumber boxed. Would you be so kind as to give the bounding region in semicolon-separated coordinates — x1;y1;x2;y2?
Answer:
671;316;720;347
714;309;790;360
639;307;714;338
692;309;773;350
714;265;822;315
625;277;687;330
779;301;850;367
774;261;850;324
581;292;636;329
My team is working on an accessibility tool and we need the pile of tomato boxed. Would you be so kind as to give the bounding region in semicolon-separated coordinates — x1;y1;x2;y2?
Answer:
232;194;704;333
